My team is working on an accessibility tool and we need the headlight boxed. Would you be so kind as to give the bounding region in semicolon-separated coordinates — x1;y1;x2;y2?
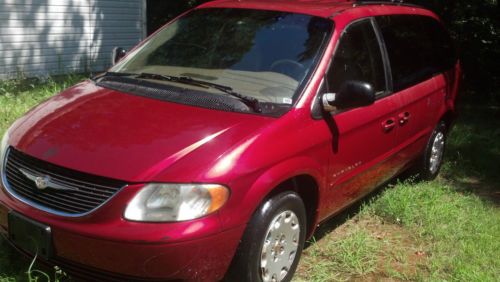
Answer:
124;184;229;222
0;130;10;178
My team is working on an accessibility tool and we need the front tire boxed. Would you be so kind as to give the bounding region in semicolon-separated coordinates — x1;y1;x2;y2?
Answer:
225;192;307;282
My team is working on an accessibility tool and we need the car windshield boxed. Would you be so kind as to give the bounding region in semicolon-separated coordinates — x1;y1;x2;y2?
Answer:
109;8;333;110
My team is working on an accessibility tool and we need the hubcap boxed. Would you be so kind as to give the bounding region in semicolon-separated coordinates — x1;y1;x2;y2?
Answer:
429;132;445;174
260;210;300;282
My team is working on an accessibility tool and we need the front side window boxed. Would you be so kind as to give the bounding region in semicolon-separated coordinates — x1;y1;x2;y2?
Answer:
107;8;333;114
326;20;386;95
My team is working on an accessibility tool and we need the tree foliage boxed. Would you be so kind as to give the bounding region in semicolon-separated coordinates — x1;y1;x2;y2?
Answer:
409;0;499;101
146;0;209;35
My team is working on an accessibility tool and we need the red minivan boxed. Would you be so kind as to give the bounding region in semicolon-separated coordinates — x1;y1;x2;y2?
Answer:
0;1;460;281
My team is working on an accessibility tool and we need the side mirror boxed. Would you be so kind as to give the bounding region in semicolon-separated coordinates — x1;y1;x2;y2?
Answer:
322;80;375;112
111;47;127;65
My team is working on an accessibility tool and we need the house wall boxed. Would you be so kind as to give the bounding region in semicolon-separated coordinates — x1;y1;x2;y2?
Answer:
0;0;146;79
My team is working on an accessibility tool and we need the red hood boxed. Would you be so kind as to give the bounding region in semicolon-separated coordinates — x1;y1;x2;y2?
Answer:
9;81;274;182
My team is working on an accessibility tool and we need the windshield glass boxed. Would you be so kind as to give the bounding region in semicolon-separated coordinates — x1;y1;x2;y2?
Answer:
110;8;333;109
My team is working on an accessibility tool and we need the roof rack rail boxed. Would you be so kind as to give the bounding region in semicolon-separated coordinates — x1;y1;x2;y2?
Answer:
353;0;423;9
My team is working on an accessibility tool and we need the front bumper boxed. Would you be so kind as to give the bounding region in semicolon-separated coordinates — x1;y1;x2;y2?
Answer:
0;184;245;281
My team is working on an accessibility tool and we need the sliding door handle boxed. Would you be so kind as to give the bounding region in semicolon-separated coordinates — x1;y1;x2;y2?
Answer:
399;111;411;125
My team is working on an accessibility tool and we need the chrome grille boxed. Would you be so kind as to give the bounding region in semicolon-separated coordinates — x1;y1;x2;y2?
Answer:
2;148;127;216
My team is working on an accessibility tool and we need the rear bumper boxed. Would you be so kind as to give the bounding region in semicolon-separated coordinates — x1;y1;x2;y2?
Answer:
0;186;245;281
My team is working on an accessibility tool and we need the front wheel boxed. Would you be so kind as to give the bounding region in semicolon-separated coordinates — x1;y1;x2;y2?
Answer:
417;121;447;180
225;192;306;282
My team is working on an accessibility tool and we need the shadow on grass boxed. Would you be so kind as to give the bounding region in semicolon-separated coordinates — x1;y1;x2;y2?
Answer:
442;98;500;205
0;236;29;280
305;174;405;248
0;236;64;282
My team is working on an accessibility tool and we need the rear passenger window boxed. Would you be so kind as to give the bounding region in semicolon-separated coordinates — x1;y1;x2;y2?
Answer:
376;15;456;92
327;20;386;95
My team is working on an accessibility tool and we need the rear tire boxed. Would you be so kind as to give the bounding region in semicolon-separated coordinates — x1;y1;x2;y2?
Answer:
416;121;447;181
225;192;306;282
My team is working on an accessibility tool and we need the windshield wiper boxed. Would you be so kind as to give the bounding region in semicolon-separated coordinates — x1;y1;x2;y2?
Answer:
91;71;137;81
136;72;262;113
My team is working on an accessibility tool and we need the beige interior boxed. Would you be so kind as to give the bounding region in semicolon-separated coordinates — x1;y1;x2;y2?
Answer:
134;65;299;104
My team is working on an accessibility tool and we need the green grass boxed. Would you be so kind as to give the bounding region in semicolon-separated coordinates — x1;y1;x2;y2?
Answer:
299;226;382;281
297;179;500;281
369;181;500;281
1;77;499;281
0;74;86;135
0;242;23;281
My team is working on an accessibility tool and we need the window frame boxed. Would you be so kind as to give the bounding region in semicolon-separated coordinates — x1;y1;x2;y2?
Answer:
370;17;394;98
324;18;390;97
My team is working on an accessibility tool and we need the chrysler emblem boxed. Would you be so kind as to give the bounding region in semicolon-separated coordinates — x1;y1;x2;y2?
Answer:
34;175;50;190
18;168;79;191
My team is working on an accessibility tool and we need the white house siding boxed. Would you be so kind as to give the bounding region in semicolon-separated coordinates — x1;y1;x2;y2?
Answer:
0;0;146;79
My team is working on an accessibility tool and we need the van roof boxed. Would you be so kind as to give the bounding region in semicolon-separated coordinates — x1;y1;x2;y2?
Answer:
197;0;427;19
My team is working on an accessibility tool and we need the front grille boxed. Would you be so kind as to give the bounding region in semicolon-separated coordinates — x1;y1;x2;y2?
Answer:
2;148;127;215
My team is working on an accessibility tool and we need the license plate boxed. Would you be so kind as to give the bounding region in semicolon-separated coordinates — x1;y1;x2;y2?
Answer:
8;212;53;260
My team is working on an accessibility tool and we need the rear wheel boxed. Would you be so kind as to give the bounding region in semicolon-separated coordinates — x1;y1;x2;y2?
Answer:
416;121;447;180
225;192;306;282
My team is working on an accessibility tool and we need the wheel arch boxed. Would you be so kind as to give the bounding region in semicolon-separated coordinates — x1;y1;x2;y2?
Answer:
264;175;320;239
242;157;324;239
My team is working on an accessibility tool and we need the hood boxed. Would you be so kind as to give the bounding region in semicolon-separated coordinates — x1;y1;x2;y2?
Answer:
9;81;274;182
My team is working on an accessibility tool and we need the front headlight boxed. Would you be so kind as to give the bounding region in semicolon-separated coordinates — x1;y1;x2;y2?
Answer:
124;184;230;222
0;130;10;178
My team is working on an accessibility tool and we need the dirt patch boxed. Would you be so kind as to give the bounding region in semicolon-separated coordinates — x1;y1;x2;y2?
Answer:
295;215;429;281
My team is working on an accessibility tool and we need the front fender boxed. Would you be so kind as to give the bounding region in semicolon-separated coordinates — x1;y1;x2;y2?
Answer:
218;156;325;231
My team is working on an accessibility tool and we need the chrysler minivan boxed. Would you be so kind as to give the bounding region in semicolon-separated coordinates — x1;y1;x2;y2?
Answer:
0;0;460;281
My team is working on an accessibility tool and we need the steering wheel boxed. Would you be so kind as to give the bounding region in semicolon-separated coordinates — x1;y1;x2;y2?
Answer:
269;59;305;78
